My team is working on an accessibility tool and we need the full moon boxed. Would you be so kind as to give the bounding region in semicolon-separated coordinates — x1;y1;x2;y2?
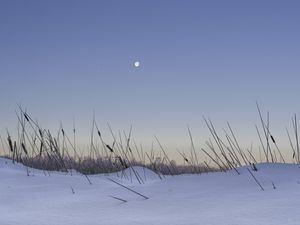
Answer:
134;61;140;68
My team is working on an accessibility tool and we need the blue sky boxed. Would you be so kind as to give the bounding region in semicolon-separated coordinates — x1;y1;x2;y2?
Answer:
1;0;300;157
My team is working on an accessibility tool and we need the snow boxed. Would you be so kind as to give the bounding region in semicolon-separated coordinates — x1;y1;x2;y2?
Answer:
1;158;300;225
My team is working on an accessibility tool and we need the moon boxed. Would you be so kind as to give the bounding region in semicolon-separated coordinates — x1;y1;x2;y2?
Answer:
134;61;140;68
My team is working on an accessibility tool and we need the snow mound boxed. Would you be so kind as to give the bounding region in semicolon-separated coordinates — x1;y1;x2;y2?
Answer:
110;166;162;184
232;162;300;178
0;157;28;172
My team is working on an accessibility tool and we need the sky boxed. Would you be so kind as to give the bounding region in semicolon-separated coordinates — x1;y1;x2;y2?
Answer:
0;0;300;159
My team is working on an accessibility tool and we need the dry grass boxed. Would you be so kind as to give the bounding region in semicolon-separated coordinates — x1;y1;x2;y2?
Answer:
1;105;298;176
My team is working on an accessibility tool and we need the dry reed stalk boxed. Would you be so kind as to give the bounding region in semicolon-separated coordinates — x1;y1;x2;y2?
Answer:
247;168;264;191
107;177;149;200
109;195;127;203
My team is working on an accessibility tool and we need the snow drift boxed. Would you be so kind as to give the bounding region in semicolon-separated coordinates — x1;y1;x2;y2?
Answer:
1;157;300;225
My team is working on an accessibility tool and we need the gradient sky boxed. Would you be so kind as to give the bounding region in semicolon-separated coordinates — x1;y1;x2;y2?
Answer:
1;0;300;158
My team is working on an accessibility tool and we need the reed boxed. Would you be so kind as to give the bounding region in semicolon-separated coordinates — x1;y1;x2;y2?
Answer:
1;105;298;178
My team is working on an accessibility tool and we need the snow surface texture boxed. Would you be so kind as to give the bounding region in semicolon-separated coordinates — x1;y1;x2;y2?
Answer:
1;158;300;225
